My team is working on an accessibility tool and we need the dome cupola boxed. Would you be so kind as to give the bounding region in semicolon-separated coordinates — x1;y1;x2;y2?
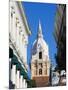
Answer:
32;20;49;56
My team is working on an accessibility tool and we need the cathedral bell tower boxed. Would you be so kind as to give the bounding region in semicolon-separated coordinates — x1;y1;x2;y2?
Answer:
31;21;50;87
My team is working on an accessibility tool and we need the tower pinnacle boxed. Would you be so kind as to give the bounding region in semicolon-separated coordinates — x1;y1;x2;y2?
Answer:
38;20;43;38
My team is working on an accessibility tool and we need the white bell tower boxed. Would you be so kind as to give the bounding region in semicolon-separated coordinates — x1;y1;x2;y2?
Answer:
31;20;50;87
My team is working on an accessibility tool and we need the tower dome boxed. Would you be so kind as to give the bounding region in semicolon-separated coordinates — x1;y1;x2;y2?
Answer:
32;21;49;56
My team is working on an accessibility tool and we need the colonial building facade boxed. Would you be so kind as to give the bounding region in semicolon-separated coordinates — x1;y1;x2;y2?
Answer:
9;1;31;89
31;21;50;87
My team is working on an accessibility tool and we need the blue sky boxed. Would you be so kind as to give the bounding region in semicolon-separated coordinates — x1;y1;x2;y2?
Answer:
22;2;57;78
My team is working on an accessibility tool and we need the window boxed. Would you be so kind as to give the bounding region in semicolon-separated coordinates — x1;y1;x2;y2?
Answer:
39;69;42;75
39;52;42;59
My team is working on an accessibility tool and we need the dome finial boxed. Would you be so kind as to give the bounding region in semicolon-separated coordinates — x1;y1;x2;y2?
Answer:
38;20;43;38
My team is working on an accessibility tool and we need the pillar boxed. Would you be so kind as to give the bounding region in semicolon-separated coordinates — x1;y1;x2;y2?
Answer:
25;81;27;88
9;58;11;81
19;75;23;88
16;70;20;88
23;79;26;88
11;65;16;85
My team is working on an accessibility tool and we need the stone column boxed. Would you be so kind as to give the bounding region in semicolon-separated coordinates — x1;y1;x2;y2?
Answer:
23;79;26;88
19;75;23;88
25;81;27;88
11;65;16;85
9;58;11;81
16;70;20;88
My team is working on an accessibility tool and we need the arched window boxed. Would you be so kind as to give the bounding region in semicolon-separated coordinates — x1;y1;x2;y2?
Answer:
39;69;42;75
39;51;42;59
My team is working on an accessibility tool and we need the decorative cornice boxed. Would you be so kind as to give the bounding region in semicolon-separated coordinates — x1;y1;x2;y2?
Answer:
16;2;31;35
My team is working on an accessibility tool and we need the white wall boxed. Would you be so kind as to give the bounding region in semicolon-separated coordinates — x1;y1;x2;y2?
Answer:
10;1;29;65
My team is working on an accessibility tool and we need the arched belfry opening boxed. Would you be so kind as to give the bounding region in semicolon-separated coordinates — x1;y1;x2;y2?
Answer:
39;68;42;75
39;51;42;59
